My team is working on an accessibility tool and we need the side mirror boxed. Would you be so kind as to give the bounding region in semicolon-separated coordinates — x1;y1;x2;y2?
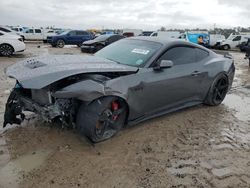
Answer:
154;60;173;70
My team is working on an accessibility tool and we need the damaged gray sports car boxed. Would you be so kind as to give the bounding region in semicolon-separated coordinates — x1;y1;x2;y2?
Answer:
3;37;235;142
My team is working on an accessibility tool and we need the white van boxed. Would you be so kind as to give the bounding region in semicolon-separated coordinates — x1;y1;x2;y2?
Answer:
209;34;225;47
150;31;180;39
218;33;250;50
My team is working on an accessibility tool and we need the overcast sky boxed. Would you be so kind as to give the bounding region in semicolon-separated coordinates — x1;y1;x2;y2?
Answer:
0;0;249;30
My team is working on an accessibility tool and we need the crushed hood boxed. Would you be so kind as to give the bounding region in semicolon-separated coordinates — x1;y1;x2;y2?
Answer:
6;55;138;89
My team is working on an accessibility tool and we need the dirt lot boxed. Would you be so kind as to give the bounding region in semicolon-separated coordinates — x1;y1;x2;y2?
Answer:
0;43;250;188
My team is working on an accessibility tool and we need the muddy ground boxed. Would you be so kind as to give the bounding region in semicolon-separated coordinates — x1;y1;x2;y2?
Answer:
0;43;250;188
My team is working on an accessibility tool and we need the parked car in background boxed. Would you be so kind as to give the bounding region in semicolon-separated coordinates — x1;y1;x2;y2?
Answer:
123;32;134;37
238;38;250;52
178;31;210;47
0;31;25;56
4;37;234;142
22;28;44;40
215;33;250;50
122;29;142;36
81;34;125;53
151;31;181;39
42;30;58;43
47;30;93;48
0;26;20;36
139;31;154;36
209;34;226;47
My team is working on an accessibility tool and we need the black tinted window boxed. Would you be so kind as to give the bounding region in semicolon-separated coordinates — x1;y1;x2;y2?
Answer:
160;46;196;65
27;29;33;33
0;27;11;32
233;36;241;41
76;31;88;35
108;35;123;43
195;48;209;61
35;29;41;33
68;31;76;36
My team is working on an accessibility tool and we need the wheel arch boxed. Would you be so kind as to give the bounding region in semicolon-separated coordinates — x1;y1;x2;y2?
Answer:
85;95;130;125
0;43;15;53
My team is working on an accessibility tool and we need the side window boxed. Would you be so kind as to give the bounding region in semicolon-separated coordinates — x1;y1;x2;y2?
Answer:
35;29;41;33
76;31;88;36
159;46;196;65
233;36;241;41
68;31;76;36
152;33;157;37
195;48;209;61
108;36;120;43
26;29;34;33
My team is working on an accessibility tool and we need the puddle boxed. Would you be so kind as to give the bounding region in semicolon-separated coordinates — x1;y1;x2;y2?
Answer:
0;150;51;188
223;92;250;122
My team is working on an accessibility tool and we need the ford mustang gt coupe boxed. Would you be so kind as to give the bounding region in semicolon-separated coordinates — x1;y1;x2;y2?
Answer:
3;37;235;142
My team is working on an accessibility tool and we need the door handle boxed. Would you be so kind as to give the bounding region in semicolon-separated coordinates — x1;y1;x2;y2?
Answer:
191;71;201;76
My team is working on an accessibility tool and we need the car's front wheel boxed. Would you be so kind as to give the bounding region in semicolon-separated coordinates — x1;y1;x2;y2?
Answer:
77;97;127;143
0;44;14;56
204;74;229;106
56;39;65;48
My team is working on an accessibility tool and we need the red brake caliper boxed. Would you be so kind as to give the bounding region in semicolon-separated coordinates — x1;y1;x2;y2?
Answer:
111;101;119;121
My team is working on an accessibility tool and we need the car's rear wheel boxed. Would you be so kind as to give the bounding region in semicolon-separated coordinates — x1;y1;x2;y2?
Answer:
76;97;127;143
204;74;229;106
56;39;65;48
0;44;14;56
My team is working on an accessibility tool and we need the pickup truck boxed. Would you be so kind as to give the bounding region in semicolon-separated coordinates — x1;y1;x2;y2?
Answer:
22;28;57;41
47;30;93;48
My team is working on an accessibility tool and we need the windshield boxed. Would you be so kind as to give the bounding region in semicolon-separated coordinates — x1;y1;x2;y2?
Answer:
95;39;162;67
94;34;112;41
59;30;70;35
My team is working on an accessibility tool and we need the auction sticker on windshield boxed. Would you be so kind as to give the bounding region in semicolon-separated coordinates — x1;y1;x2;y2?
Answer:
131;48;150;55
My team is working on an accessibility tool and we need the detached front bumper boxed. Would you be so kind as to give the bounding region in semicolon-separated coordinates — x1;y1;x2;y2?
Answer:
3;88;72;128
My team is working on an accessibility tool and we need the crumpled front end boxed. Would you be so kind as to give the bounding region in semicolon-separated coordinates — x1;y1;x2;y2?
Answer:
3;83;78;128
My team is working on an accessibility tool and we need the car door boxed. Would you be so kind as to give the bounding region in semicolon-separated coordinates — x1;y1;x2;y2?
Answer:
232;36;241;47
135;46;206;116
78;31;92;43
25;29;34;40
34;29;43;40
67;31;77;44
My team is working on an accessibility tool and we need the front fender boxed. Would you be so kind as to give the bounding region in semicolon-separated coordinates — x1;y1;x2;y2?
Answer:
53;80;105;101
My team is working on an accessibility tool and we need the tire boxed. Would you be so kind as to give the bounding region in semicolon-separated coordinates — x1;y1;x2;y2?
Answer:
204;74;229;106
0;44;14;56
76;97;127;143
56;39;65;48
223;45;230;50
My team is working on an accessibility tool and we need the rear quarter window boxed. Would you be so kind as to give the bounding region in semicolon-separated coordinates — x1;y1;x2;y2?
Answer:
160;46;196;65
195;48;209;61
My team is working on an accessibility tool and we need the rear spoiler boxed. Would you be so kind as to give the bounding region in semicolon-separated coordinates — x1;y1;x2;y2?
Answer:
212;50;233;59
224;52;233;59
